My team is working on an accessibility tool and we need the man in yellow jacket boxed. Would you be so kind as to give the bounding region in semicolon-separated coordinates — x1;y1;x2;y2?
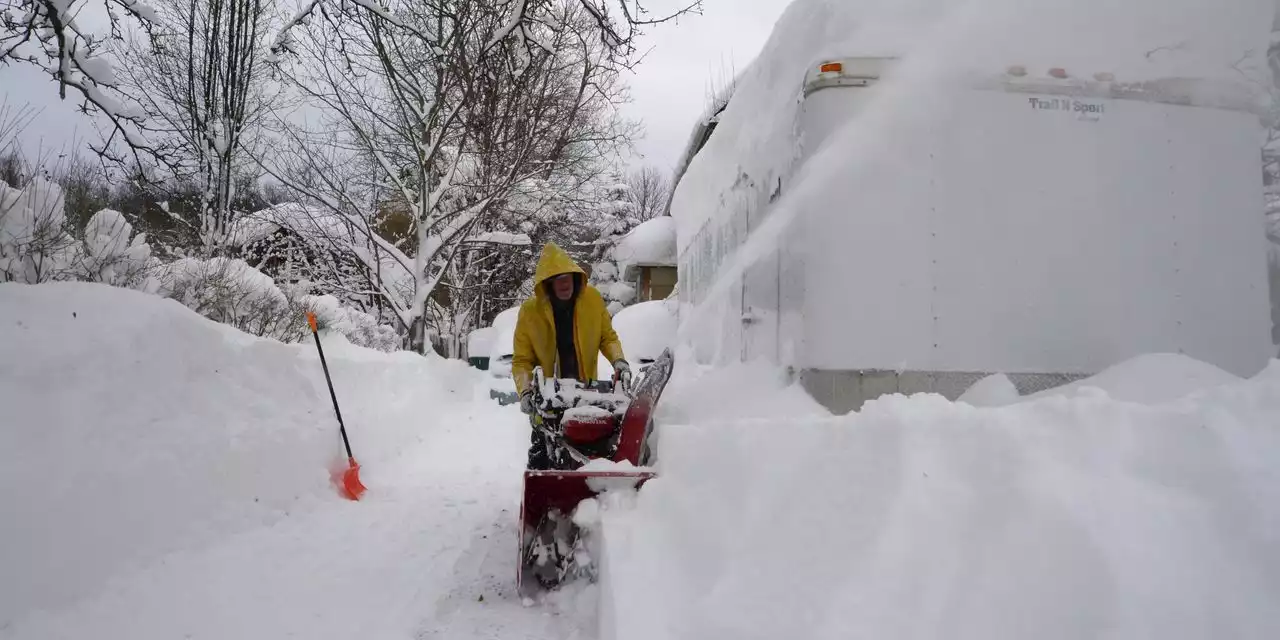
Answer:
513;243;631;468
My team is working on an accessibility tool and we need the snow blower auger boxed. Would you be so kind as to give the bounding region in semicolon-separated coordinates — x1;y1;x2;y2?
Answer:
516;348;675;600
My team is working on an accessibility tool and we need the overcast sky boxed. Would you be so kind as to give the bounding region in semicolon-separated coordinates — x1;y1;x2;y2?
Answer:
616;0;792;172
0;0;792;178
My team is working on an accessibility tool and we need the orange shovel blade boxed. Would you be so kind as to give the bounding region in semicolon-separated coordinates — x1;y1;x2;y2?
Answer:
332;457;367;501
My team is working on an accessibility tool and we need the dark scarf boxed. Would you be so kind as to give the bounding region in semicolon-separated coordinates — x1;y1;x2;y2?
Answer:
546;274;581;379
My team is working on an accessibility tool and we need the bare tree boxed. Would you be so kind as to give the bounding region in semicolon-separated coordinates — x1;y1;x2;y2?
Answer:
114;0;276;256
270;0;702;70
625;164;670;221
0;0;176;165
257;0;648;353
2;0;700;173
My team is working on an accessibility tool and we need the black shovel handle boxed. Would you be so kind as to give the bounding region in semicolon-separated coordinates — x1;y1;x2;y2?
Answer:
308;313;355;460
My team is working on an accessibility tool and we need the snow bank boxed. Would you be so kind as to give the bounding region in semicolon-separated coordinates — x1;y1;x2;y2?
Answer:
602;353;1280;640
957;373;1020;407
0;281;485;628
1026;352;1243;404
656;348;830;426
955;353;1245;406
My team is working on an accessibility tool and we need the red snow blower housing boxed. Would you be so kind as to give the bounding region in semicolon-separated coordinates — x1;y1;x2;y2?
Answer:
517;348;674;599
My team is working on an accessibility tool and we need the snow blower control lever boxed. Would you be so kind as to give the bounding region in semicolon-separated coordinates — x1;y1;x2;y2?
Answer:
307;312;367;501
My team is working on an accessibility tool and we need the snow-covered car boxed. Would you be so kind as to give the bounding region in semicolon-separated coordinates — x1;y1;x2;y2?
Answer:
466;326;496;369
486;307;522;380
612;299;678;374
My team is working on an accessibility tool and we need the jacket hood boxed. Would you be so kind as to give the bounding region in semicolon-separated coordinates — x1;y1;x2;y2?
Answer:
532;243;587;292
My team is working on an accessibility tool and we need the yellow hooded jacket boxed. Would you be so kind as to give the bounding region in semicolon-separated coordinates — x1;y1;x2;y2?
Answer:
511;243;625;395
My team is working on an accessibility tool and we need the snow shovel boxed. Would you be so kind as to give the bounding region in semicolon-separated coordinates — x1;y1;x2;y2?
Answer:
307;312;367;501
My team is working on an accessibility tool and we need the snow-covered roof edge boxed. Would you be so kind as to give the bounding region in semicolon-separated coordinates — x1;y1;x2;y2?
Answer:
663;71;746;217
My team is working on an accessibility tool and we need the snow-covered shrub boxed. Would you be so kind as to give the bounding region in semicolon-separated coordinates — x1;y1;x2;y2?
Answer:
156;257;309;342
79;209;158;290
588;259;634;313
0;179;160;289
302;294;401;352
0;177;78;283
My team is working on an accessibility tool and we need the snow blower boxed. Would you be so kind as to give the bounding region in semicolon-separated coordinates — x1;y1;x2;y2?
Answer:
517;348;674;598
307;312;367;501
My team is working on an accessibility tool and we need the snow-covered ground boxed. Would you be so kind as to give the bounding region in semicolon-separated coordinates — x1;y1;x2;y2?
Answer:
5;279;1280;640
0;282;594;639
602;351;1280;640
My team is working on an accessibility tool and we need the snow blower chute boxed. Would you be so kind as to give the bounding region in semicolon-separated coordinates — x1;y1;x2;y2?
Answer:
517;348;674;599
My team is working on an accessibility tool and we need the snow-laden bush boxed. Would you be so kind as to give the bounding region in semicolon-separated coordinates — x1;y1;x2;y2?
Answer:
0;177;78;283
1;179;159;289
302;294;401;352
155;257;309;342
153;258;402;349
1;177;402;350
80;209;158;290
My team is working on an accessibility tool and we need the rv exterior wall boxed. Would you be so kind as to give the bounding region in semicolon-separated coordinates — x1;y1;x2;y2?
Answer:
799;81;1272;380
677;71;1273;407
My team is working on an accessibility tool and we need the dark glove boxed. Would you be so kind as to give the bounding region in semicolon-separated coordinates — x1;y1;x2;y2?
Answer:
612;359;632;394
519;387;537;415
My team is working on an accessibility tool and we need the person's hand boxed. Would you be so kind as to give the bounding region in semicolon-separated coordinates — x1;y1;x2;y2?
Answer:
519;387;537;415
612;359;632;394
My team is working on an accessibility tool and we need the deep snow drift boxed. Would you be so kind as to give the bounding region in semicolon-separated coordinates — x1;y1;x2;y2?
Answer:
0;282;592;639
600;351;1280;640
5;282;1280;640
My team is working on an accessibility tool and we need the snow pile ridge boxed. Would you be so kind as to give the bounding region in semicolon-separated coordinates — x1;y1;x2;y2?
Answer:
1027;352;1242;404
602;351;1280;640
0;281;484;628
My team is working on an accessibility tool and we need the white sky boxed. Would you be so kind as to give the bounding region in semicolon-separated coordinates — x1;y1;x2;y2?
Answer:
0;0;793;178
616;0;792;173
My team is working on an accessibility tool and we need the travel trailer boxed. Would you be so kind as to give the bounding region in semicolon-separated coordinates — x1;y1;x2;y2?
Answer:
671;53;1275;413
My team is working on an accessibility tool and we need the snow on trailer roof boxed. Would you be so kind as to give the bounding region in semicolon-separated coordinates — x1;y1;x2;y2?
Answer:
666;0;1276;252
